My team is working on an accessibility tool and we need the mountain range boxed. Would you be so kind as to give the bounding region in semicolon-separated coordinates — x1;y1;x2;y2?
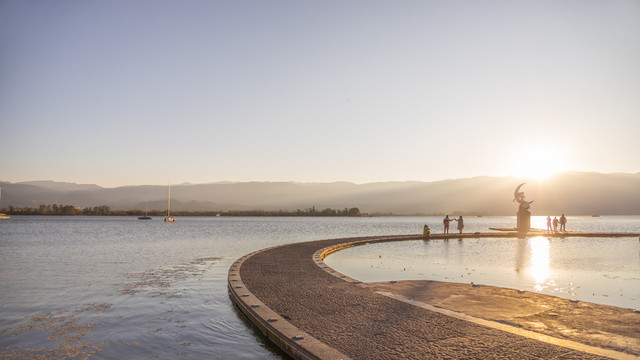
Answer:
1;171;639;215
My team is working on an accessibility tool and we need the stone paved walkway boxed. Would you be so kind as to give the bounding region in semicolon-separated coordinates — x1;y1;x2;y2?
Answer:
235;234;638;359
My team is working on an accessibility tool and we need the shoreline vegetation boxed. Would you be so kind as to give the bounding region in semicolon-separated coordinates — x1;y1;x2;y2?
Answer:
1;205;367;217
0;205;489;217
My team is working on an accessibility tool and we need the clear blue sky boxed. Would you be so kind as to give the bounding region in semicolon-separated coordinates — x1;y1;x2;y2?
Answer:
1;1;639;187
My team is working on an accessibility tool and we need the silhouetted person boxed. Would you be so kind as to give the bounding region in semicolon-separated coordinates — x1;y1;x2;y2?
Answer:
423;224;430;237
453;216;464;234
443;215;452;234
559;214;567;231
546;216;552;233
553;217;558;232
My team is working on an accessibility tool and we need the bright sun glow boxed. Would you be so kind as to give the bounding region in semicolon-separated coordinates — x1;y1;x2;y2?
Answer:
512;146;565;180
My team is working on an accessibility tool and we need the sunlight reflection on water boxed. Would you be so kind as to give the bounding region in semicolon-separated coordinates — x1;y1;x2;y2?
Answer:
528;237;550;291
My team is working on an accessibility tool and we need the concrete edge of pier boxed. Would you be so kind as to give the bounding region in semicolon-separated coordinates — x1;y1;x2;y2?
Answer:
228;245;353;360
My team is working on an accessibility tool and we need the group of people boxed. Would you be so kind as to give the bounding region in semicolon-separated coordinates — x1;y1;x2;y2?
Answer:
442;215;464;234
546;214;567;233
440;214;568;234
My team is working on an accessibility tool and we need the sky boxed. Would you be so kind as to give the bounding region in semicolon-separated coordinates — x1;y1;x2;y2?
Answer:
1;1;639;188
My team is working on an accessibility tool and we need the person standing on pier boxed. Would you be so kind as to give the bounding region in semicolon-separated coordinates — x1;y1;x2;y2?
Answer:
443;215;452;234
553;217;559;232
559;214;567;231
546;216;553;233
454;216;464;234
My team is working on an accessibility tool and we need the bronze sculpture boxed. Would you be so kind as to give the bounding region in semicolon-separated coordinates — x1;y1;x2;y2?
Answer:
514;183;533;232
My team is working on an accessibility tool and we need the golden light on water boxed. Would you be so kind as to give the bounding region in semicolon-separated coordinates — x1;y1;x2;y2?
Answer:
528;236;550;291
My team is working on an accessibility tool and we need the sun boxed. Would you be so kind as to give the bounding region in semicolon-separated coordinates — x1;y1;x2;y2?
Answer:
512;146;565;180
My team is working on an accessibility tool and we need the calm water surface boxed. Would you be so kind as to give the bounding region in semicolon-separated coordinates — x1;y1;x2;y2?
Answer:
1;215;639;359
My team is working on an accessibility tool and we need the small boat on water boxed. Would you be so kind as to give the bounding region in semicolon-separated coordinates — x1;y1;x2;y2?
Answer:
138;195;152;220
164;182;176;222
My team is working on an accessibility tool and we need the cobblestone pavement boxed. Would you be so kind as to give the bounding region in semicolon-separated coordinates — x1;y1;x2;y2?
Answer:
239;235;633;359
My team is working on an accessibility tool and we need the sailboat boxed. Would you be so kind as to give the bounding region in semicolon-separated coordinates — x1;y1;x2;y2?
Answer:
164;182;176;222
0;187;9;219
138;194;152;220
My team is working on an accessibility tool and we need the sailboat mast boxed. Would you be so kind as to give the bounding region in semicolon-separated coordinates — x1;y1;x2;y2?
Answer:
164;180;175;222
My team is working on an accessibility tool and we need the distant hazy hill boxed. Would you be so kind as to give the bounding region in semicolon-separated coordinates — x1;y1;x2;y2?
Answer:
1;171;639;215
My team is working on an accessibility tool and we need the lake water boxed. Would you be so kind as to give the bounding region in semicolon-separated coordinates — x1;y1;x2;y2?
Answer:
1;216;639;359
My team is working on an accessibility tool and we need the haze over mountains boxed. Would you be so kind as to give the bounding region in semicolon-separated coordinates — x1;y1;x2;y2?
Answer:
1;172;639;215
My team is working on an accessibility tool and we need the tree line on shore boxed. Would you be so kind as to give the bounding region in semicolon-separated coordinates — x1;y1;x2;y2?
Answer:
0;204;368;217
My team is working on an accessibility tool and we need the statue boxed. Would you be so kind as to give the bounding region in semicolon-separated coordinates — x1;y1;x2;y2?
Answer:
513;183;534;212
513;183;533;232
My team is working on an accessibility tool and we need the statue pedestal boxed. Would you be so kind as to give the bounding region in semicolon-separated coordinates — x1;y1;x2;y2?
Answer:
517;209;530;232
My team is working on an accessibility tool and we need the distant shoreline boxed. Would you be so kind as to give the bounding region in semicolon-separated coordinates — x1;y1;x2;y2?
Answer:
1;204;494;217
0;211;434;217
0;206;378;217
